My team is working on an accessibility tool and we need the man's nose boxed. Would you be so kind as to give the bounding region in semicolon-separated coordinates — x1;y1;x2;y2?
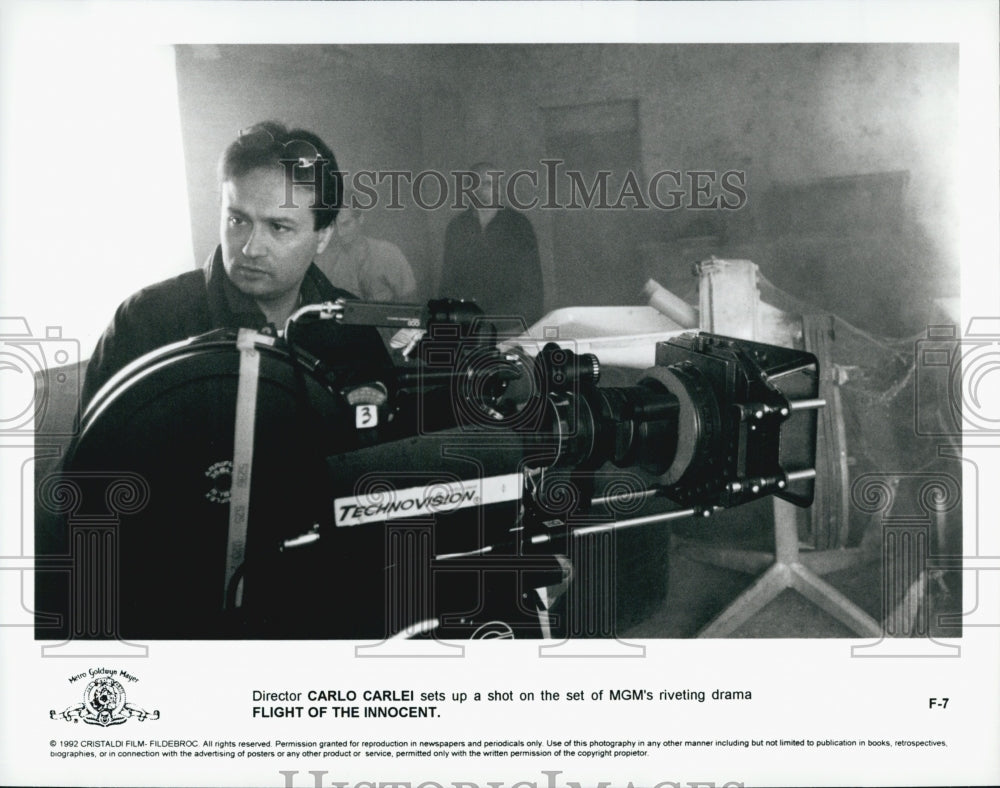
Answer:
242;225;267;258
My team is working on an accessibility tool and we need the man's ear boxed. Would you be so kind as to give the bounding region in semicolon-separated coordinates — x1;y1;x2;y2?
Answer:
315;223;335;255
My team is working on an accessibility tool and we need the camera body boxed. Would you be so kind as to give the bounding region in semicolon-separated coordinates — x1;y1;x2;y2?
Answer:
39;301;820;639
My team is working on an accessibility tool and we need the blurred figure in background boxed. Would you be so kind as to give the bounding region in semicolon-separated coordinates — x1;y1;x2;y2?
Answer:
439;161;543;328
320;203;416;302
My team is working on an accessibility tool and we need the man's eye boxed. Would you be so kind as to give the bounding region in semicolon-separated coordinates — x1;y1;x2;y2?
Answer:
271;223;291;233
227;216;245;227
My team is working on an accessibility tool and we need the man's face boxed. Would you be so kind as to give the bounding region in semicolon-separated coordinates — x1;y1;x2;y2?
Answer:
220;167;332;306
335;207;363;244
473;170;498;208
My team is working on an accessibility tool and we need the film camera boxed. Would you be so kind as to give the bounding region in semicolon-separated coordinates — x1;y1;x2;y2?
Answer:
36;299;820;640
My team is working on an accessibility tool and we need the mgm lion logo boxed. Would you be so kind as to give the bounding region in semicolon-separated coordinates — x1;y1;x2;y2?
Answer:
50;677;159;727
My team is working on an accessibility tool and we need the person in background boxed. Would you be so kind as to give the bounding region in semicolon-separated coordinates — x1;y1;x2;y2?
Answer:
318;202;416;302
439;161;544;329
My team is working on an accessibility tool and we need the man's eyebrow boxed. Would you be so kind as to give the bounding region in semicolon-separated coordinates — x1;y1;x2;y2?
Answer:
264;213;302;225
225;206;303;226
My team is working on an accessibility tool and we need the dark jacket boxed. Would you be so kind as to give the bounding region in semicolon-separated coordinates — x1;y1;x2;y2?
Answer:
80;247;355;408
439;206;544;329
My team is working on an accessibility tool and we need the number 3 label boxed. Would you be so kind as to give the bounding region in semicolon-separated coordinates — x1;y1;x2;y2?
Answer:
355;405;378;429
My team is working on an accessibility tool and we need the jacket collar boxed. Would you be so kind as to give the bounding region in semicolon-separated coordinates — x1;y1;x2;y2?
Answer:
202;246;352;329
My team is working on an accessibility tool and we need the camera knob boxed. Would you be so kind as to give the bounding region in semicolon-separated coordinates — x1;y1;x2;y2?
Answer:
580;353;601;386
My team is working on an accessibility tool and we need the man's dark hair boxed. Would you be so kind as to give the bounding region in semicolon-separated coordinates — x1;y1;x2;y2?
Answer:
218;121;343;230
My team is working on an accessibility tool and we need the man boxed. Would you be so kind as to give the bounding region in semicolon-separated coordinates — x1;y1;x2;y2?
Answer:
51;122;394;638
80;121;356;407
439;162;544;330
319;203;416;302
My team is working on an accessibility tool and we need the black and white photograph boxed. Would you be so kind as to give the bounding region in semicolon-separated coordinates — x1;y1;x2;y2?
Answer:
28;40;967;641
1;2;998;787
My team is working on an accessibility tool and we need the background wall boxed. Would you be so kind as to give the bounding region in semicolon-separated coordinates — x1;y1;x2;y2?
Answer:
175;43;958;337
